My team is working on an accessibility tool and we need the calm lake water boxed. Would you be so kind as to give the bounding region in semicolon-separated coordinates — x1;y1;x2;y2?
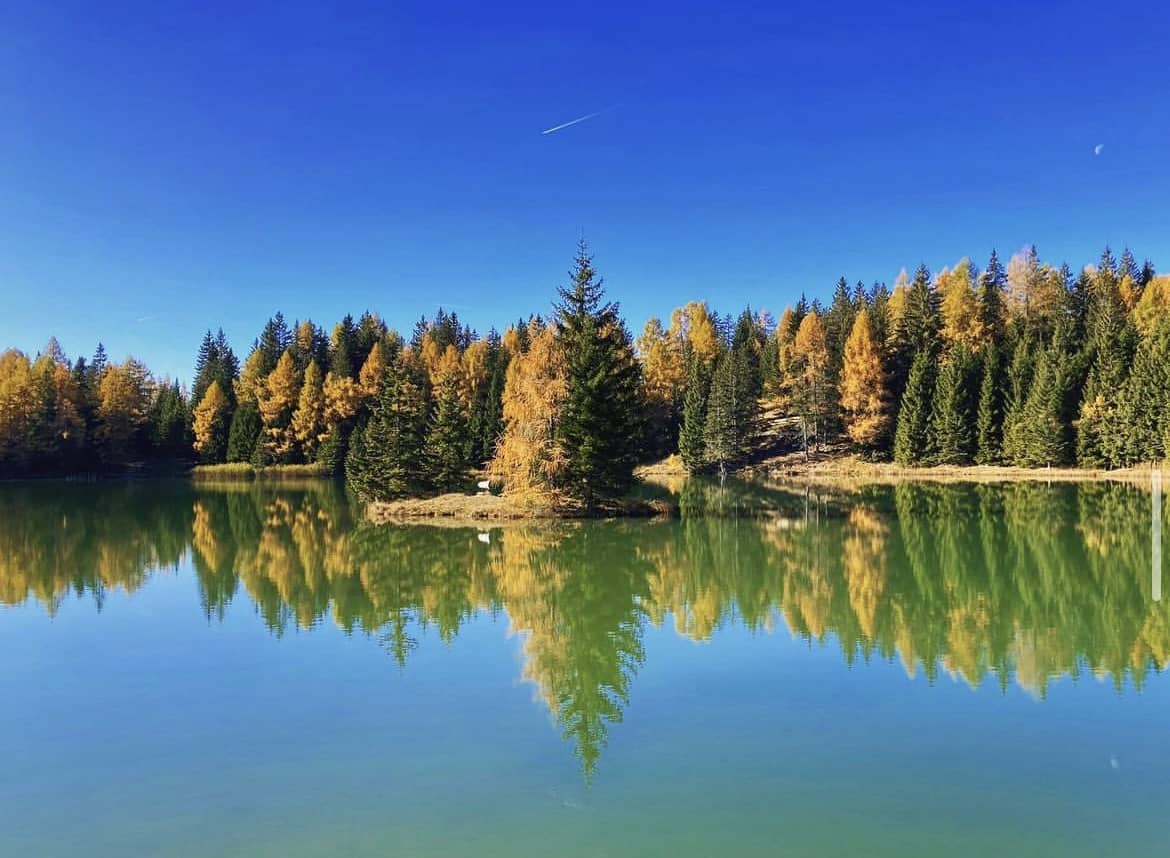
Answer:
1;477;1168;857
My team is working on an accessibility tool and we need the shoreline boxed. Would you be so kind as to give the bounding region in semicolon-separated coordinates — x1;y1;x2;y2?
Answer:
367;492;676;524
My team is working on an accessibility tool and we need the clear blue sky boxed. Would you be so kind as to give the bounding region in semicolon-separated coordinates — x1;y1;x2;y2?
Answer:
3;0;1168;383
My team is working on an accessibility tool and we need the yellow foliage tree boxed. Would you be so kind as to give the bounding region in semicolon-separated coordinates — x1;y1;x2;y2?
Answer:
257;350;300;462
0;350;36;467
839;310;889;447
192;380;231;459
97;358;153;461
291;361;325;460
886;269;911;348
791;313;830;448
668;301;720;365
489;326;568;501
937;258;983;350
1132;275;1170;336
358;341;387;400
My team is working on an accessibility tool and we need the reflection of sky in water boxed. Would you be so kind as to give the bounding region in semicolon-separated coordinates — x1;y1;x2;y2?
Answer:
1;479;1168;857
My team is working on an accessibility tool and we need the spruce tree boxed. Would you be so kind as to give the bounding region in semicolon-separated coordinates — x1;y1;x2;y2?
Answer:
679;355;711;472
703;351;739;474
226;399;262;463
977;250;1007;344
345;358;428;502
424;373;472;492
1076;287;1129;467
975;345;1001;465
552;241;645;507
1000;333;1035;464
1112;319;1170;464
928;346;977;465
893;349;934;465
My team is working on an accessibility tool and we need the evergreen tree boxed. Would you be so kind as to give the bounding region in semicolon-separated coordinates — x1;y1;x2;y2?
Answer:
148;381;190;460
1000;333;1035;464
424;372;472;492
824;277;856;380
345;358;428;502
256;312;291;375
893;350;934;465
1111;319;1170;464
928;346;977;465
679;355;711;472
977;250;1007;345
703;351;739;474
1013;333;1074;467
552;241;645;507
226;399;262;463
1076;285;1130;467
330;315;358;379
975;345;1001;465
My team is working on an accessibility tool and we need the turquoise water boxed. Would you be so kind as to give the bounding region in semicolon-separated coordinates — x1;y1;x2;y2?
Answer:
1;479;1168;856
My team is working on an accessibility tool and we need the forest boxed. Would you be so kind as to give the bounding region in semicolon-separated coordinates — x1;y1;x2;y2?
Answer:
2;242;1170;501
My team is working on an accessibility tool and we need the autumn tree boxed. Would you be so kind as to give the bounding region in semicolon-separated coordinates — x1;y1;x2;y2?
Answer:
192;381;231;463
790;313;831;451
291;360;326;462
839;310;889;450
489;325;568;500
256;350;301;464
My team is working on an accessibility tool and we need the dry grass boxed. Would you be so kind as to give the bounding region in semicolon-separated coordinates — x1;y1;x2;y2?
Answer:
190;463;333;481
745;450;1166;487
368;491;675;523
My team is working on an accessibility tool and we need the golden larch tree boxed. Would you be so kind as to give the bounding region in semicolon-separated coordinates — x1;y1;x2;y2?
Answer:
937;258;983;350
257;350;300;462
839;309;889;448
193;380;231;458
291;360;325;460
489;326;568;502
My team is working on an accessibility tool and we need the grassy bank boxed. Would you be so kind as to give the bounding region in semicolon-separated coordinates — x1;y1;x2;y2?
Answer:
367;491;676;523
190;463;334;481
742;450;1167;486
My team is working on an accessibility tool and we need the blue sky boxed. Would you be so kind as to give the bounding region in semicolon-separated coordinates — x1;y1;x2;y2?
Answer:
3;0;1168;382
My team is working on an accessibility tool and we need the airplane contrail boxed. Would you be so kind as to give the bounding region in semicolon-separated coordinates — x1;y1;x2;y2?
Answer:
541;109;606;135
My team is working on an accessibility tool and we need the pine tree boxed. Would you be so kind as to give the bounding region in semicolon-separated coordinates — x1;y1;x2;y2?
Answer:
1000;334;1035;464
424;372;471;492
1111;319;1170;464
928;346;977;465
1076;285;1129;467
975;345;1001;464
226;399;262;463
679;355;711;472
256;313;291;375
703;351;739;474
977;250;1007;345
893;350;934;465
346;358;429;502
824;277;856;380
148;380;190;460
330;315;358;379
839;309;889;450
552;241;645;507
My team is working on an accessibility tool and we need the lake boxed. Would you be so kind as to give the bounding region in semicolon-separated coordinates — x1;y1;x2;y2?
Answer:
1;477;1168;857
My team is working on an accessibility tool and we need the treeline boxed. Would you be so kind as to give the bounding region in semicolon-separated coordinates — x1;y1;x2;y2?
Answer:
4;242;1170;484
0;341;189;474
644;244;1170;470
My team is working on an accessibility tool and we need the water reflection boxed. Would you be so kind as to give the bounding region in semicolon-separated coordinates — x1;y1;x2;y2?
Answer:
1;477;1166;777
